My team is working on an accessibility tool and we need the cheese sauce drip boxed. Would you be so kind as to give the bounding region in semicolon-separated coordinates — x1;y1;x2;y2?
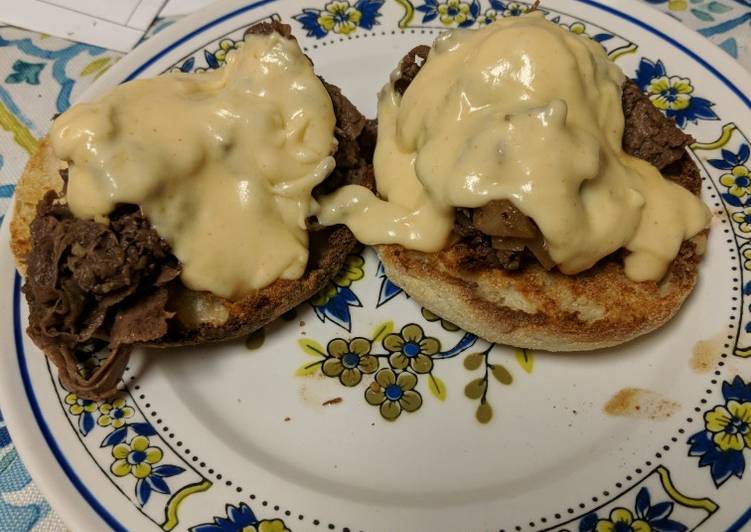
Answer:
318;13;709;281
51;32;337;299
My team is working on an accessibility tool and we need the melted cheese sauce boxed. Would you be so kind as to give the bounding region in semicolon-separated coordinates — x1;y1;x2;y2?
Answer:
318;13;709;281
51;32;337;299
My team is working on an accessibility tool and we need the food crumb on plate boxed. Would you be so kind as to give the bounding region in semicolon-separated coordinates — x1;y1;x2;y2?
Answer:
322;397;343;406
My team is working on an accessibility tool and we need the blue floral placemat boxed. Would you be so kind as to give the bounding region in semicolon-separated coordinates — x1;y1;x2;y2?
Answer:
0;2;748;530
644;0;750;66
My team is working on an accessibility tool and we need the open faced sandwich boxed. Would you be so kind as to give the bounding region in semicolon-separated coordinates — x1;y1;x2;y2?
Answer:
317;12;710;351
10;21;374;399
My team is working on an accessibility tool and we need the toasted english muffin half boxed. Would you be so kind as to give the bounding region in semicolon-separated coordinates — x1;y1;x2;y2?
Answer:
10;21;375;398
377;46;707;352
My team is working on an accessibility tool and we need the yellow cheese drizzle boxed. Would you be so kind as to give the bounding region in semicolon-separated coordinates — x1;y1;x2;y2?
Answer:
52;32;337;299
317;13;709;281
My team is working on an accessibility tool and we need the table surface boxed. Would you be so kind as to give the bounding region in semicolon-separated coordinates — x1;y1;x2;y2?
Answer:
0;1;749;530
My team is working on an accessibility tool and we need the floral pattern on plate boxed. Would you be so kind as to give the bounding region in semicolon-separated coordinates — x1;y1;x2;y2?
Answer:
190;503;289;532
51;356;211;527
689;376;751;486
633;57;719;128
297;259;540;423
293;0;385;38
565;467;717;531
310;253;365;332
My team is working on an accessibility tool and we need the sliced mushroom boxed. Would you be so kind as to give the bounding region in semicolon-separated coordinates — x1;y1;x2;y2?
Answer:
526;236;556;270
472;199;537;239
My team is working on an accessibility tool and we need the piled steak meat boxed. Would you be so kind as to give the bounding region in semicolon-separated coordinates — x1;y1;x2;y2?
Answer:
393;46;694;272
24;188;180;398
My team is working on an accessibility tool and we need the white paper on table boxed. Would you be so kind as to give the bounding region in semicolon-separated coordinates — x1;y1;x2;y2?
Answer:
160;0;217;17
0;0;166;52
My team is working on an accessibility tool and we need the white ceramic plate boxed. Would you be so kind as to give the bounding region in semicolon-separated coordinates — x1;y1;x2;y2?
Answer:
2;1;751;530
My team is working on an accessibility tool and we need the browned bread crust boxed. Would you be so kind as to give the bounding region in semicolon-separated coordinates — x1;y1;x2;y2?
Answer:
378;235;704;351
377;45;707;352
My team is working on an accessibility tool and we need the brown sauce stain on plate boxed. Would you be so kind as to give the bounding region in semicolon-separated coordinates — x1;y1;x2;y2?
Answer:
603;388;679;420
690;336;723;373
